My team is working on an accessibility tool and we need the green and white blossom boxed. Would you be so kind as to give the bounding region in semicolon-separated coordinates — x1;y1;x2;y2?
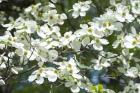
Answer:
115;4;135;23
130;0;140;15
72;1;91;18
1;0;140;92
28;67;57;84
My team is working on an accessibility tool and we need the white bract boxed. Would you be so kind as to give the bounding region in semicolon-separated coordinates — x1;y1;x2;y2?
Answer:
51;0;57;3
70;39;81;51
125;67;139;78
0;0;6;3
0;76;5;85
37;24;51;38
1;0;140;93
0;55;6;69
130;0;140;15
28;67;57;84
43;10;67;26
90;38;109;51
123;34;140;48
46;70;57;82
60;31;76;46
93;55;111;70
115;4;134;23
72;1;91;18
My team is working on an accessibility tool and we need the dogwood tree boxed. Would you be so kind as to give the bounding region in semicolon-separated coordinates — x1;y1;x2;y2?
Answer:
0;0;140;93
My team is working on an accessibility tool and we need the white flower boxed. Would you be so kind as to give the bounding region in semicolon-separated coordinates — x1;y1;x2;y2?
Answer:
3;17;24;31
0;56;6;69
37;25;61;39
125;67;138;78
0;76;5;85
68;58;82;79
60;31;76;46
25;3;41;19
71;85;80;93
51;0;57;3
12;42;25;56
70;39;81;51
51;26;61;37
82;37;90;47
25;6;32;13
45;40;60;49
48;50;58;61
26;50;37;61
72;1;91;18
65;81;81;93
72;73;82;80
44;10;58;26
65;81;74;87
123;33;140;49
0;63;6;69
74;25;87;37
35;77;44;84
58;13;67;25
11;67;23;74
93;57;104;70
0;44;5;49
97;11;123;32
0;0;3;3
12;42;24;49
15;48;25;56
0;0;7;3
46;70;57;82
0;32;11;41
28;74;37;82
94;64;103;70
25;20;37;33
110;0;116;5
67;58;78;72
130;0;140;15
101;61;110;67
115;4;134;23
136;83;140;93
58;58;82;79
81;23;104;38
28;67;58;84
93;54;111;70
28;68;47;84
37;24;50;38
124;35;135;48
90;38;109;51
112;33;124;48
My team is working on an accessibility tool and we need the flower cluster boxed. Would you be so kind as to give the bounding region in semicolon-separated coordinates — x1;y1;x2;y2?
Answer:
0;0;140;93
72;0;91;18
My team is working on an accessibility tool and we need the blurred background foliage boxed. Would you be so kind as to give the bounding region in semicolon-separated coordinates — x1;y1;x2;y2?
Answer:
0;0;123;93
